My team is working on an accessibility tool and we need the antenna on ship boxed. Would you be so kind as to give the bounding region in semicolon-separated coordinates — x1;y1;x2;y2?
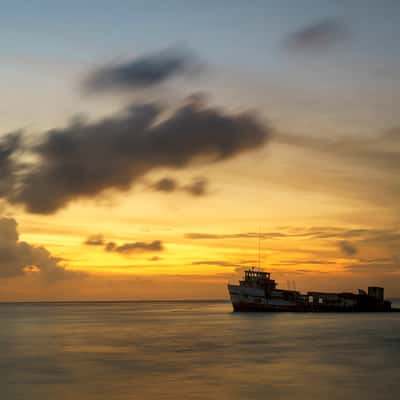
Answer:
258;226;261;269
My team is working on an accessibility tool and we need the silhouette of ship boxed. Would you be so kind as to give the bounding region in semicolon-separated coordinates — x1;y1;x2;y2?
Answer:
228;269;393;312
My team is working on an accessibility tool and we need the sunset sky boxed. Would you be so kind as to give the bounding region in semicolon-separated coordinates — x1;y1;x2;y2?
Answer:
1;0;400;301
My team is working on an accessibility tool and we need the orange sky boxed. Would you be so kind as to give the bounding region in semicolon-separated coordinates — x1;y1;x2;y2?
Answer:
1;3;400;301
1;137;399;301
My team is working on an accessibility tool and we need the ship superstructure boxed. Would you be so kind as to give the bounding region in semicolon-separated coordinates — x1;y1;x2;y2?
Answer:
228;268;392;312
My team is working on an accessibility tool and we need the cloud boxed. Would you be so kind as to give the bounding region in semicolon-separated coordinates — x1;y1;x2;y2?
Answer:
285;18;348;52
105;240;164;254
338;240;358;256
0;217;80;280
185;227;400;245
182;177;208;196
274;130;400;176
84;234;105;246
85;234;164;255
4;97;268;214
1;48;269;214
150;176;208;196
272;128;400;213
272;260;336;266
296;269;323;274
345;262;400;274
84;47;201;93
0;132;22;197
184;227;400;275
191;260;242;268
384;127;400;142
151;177;178;193
184;232;286;240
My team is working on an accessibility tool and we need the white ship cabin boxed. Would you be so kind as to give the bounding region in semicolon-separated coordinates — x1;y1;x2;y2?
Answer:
240;269;277;291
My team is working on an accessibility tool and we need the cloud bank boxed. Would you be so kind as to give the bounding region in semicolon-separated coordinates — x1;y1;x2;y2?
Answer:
0;47;270;214
1;98;268;214
0;217;79;280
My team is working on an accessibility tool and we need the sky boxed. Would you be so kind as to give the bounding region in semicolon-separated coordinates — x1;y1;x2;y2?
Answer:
0;0;400;301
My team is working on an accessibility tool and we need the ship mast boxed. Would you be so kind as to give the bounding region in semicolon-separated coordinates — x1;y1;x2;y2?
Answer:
258;226;261;269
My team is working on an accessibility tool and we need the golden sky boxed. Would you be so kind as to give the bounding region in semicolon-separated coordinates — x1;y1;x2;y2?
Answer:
1;2;400;300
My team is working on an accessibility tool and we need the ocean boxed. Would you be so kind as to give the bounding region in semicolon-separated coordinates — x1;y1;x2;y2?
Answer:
1;300;400;400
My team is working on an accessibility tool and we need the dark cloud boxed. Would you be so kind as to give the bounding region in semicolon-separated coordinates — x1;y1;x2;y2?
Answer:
150;176;209;196
0;217;80;280
84;234;105;246
182;177;208;196
0;132;22;197
106;240;164;254
84;48;201;93
339;240;358;256
285;18;348;52
85;233;165;255
5;97;268;214
149;256;161;262
151;177;178;193
104;241;117;252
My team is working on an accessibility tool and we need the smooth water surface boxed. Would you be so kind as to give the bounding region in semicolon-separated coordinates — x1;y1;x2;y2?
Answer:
1;301;400;400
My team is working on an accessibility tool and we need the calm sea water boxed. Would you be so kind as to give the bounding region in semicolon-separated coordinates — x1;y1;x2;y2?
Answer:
1;300;400;400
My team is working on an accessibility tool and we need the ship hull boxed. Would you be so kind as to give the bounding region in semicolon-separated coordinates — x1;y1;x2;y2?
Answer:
228;284;305;312
228;283;394;312
231;302;396;312
232;302;306;312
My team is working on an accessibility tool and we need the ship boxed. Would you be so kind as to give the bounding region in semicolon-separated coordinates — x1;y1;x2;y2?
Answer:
228;268;394;312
